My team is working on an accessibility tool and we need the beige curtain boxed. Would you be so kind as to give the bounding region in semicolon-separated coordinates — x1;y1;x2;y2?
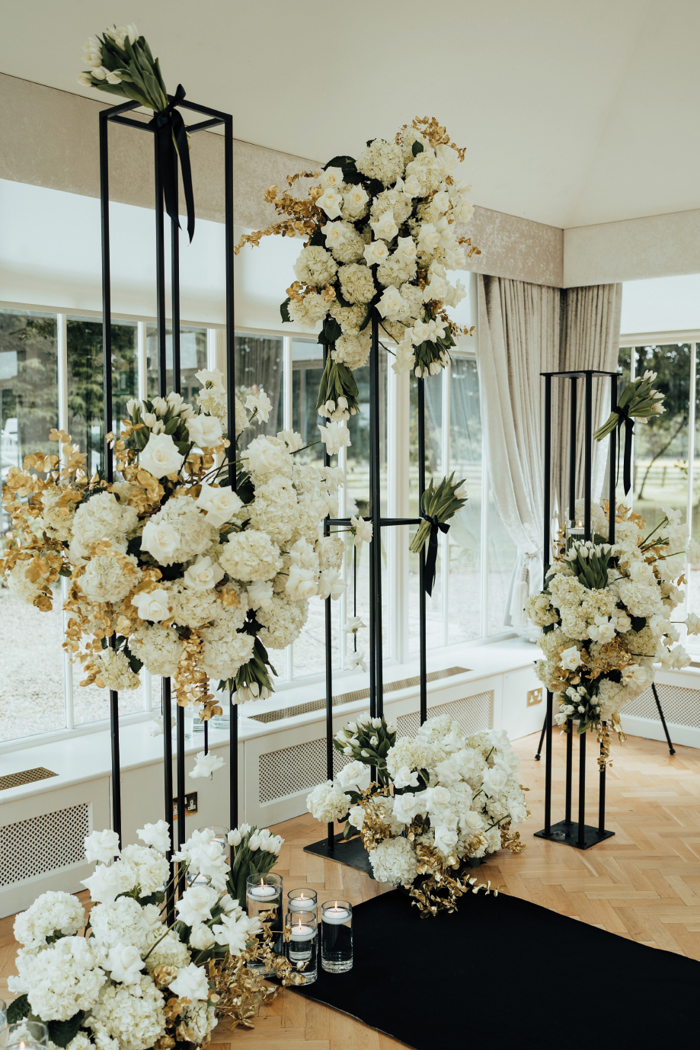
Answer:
477;276;622;629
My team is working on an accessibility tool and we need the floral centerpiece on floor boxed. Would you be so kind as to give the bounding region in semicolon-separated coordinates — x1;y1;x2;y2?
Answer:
527;500;700;760
7;823;299;1049
307;714;527;916
236;116;479;420
0;370;345;719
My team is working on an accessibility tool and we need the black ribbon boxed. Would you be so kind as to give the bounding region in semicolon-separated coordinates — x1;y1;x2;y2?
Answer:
421;514;450;596
151;85;196;242
613;403;635;495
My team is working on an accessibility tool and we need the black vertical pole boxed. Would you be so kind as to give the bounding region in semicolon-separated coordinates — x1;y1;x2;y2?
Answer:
564;375;577;825
170;166;186;863
99;112;121;846
578;371;594;848
223;115;239;833
565;719;573;824
417;377;427;724
323;342;334;853
599;373;618;835
369;315;384;717
542;375;552;834
154;135;175;920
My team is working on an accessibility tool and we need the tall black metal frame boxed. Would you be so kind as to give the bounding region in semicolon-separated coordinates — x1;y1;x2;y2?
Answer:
99;96;237;912
534;369;618;850
305;316;431;866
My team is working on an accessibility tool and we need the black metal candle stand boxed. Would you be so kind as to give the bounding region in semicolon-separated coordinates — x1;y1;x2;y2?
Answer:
536;369;619;850
100;96;237;914
304;316;430;870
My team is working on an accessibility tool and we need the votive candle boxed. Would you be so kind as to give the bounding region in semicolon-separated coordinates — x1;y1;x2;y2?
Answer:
321;899;353;973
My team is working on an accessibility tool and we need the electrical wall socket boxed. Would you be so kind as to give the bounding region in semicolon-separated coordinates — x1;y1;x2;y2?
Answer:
527;688;543;707
172;791;198;819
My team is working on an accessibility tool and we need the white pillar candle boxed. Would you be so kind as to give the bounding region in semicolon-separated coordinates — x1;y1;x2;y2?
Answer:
247;883;278;901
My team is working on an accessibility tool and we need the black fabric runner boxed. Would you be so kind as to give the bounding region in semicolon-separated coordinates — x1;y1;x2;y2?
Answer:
290;888;698;1050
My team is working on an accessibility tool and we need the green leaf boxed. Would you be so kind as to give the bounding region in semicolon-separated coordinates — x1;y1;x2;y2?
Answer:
48;1014;85;1048
7;995;30;1024
280;298;291;323
412;141;425;156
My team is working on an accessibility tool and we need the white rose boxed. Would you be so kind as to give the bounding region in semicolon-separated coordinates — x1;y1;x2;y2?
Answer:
343;185;369;213
393;766;420;789
364;240;390;267
186;414;223;449
183;555;224;591
317;188;343;219
560;645;582;671
348;805;365;830
434;826;459;854
245;437;290;475
320;166;344;190
456;199;474;223
370;210;399;242
105;943;143;985
132;588;170;622
141;520;180;563
137;820;171;854
337;760;368;789
189;924;216;951
417;223;441;253
196;367;225;390
377;286;407;321
483;766;509;795
176;884;219;927
394;236;417;263
322;221;348;249
168;962;210;1002
403;174;421;197
195;482;243;528
139;433;184;479
285;564;318;601
85;829;121;865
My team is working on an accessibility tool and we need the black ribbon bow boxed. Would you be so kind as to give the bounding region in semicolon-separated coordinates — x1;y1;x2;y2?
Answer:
151;85;196;242
613;403;635;495
421;514;450;596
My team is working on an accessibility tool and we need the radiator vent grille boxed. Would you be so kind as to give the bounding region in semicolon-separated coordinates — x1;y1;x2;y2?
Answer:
624;685;700;729
397;691;493;740
0;767;57;792
0;803;90;888
259;738;344;804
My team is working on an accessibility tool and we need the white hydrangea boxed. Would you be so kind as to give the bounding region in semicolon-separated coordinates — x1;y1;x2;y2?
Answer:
338;263;376;304
306;780;351;822
142;928;191;973
288;292;329;328
257;592;308;650
38;489;77;541
329;301;369;334
86;976;166;1050
333;332;371;370
141;497;215;567
79;551;140;604
14;891;85;948
247;477;299;545
356;139;406;186
70;492;138;563
90;897;159;950
294;245;338;287
169;584;221;630
6;560;45;603
129;624;182;677
219;530;282;582
199;615;255;680
118;844;170;898
14;936;106;1020
93;648;141;691
368;836;418;888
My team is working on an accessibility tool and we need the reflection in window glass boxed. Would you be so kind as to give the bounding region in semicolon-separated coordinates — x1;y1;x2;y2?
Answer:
68;319;138;476
292;339;324;463
487;490;517;634
236;333;284;448
0;310;63;740
448;358;482;643
147;326;207;404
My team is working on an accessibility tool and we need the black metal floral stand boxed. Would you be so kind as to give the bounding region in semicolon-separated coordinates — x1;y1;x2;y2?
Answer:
100;95;237;913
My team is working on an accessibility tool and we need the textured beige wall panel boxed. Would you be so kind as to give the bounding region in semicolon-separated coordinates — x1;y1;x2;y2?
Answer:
0;73;563;288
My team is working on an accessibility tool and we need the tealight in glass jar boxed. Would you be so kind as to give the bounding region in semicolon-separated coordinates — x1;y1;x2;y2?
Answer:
321;899;353;973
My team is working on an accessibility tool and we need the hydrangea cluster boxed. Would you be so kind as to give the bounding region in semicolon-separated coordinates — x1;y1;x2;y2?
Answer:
1;371;345;719
8;823;253;1050
236;116;479;425
527;501;700;746
307;714;526;913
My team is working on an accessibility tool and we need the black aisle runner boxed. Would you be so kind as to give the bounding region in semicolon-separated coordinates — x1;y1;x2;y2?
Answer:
291;889;698;1050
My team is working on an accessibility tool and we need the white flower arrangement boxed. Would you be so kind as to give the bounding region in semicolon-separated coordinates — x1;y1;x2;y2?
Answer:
527;500;700;755
8;822;296;1045
1;371;345;721
236;116;479;424
307;714;527;915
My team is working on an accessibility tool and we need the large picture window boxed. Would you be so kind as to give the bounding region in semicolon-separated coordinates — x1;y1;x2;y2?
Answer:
0;307;512;748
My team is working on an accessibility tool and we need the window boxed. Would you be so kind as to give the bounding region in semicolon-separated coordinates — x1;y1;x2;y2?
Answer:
0;306;512;749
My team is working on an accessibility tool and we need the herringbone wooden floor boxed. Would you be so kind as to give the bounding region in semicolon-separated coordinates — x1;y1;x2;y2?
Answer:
2;731;699;1049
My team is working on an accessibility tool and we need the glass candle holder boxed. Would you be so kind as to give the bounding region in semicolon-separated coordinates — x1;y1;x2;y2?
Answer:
321;899;353;973
287;887;318;918
286;913;318;984
246;872;283;972
186;825;229;885
5;1022;49;1048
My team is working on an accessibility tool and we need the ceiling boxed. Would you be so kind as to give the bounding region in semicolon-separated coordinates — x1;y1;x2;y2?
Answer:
1;0;699;229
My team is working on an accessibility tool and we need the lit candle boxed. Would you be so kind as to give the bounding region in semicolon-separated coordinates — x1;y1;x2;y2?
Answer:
322;901;350;924
567;519;585;539
289;891;316;913
247;878;278;901
290;920;315;943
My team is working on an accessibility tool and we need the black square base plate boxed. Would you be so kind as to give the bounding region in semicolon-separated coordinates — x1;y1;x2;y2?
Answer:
304;833;372;875
534;819;615;850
